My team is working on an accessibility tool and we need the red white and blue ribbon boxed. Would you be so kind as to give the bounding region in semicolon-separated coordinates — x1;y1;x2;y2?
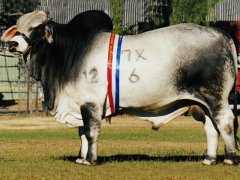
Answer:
107;33;123;114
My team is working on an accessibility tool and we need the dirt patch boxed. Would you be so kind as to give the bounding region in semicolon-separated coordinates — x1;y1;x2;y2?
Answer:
0;114;201;130
0;114;239;130
0;115;64;130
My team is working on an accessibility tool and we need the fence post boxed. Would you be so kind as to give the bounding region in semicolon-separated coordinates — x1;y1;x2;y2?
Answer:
18;57;21;114
35;81;39;114
26;70;30;113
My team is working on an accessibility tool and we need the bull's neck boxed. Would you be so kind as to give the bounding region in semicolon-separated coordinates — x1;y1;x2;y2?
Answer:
46;23;100;86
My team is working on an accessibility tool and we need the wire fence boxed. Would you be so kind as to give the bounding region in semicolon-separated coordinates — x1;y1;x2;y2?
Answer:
0;50;43;114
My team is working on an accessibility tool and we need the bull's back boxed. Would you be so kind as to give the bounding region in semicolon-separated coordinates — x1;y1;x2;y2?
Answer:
118;23;236;108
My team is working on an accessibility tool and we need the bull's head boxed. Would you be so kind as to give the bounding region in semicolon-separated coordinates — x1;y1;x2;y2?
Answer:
1;10;53;56
1;11;54;81
1;10;56;109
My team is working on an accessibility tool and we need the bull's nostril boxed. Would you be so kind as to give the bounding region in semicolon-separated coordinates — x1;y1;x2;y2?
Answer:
13;41;18;47
8;41;18;48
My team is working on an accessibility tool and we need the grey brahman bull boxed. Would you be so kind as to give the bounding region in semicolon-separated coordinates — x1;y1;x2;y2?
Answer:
1;10;238;165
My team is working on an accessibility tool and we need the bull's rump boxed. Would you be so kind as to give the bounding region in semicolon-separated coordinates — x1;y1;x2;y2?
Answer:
117;23;235;109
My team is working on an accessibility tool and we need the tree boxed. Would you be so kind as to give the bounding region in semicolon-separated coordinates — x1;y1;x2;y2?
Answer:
138;0;171;33
0;0;40;28
170;0;220;25
108;0;125;34
140;0;220;33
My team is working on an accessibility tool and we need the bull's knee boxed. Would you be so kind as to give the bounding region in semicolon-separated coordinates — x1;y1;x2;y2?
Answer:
81;102;101;124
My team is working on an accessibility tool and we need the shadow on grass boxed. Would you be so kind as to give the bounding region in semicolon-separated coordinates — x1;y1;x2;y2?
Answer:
56;154;229;164
0;99;16;108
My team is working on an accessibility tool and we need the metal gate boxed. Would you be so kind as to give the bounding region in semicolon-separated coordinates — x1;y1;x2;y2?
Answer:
0;49;42;114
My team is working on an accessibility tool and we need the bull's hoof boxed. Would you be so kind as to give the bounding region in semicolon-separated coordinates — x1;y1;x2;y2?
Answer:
202;156;217;165
224;152;238;165
76;158;85;164
82;160;92;166
76;158;97;165
75;158;91;165
223;159;238;165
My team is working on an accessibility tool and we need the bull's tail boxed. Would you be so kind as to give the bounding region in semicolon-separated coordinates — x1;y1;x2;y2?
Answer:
233;80;240;150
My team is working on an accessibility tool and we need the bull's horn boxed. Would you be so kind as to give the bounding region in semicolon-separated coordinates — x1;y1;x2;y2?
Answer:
1;25;17;42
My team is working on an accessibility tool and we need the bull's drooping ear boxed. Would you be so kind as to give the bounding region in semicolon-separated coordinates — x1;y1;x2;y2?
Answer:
29;11;48;29
45;24;53;43
1;25;17;42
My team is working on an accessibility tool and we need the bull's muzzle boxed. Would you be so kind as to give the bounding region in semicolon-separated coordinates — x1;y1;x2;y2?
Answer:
8;41;19;52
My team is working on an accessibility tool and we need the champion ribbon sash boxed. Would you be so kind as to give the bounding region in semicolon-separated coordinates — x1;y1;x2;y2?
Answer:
107;33;115;114
107;33;123;114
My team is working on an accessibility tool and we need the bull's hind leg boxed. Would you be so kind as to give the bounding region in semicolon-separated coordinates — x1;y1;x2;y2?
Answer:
80;102;102;165
214;105;237;165
190;105;219;165
202;115;219;165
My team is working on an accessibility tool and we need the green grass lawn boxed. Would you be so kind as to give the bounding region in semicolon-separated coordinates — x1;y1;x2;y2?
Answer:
0;116;239;179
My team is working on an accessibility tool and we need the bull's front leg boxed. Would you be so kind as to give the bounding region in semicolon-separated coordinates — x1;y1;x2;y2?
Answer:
80;102;102;165
75;126;88;164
